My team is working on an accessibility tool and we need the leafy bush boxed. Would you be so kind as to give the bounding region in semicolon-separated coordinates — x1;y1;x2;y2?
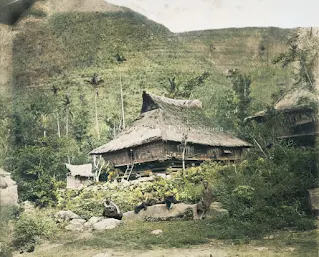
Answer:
213;143;317;233
0;205;22;256
12;213;57;252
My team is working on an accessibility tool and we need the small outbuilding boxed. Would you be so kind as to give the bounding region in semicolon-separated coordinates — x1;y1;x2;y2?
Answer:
66;163;94;189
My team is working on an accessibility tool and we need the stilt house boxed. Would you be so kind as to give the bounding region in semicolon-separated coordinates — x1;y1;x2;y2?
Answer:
246;87;318;145
90;91;251;174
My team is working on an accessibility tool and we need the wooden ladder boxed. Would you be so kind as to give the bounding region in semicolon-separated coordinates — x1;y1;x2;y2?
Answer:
122;162;135;181
126;162;135;181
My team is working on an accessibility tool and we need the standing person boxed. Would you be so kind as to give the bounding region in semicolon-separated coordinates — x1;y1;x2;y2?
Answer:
103;198;123;220
197;181;213;219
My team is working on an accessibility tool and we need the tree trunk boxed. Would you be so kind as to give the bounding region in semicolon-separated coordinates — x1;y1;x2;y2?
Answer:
57;112;61;138
95;89;100;140
66;106;69;136
93;155;108;182
182;147;186;171
120;74;125;130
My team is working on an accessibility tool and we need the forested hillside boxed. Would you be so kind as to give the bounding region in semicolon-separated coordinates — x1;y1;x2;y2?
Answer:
1;1;318;255
0;0;296;196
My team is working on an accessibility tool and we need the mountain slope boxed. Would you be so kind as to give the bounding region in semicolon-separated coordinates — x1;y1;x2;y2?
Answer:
4;0;294;139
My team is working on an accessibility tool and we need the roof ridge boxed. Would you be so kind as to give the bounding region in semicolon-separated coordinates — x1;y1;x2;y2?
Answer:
143;91;203;109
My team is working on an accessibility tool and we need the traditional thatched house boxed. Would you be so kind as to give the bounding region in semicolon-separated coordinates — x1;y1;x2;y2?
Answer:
245;87;318;145
90;91;251;174
246;27;319;145
66;163;94;189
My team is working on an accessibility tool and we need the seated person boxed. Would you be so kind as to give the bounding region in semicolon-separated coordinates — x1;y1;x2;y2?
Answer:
134;191;149;214
103;198;123;220
197;181;213;219
164;191;179;210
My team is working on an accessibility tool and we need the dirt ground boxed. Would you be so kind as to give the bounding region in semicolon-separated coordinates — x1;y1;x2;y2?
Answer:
14;244;227;257
13;239;308;257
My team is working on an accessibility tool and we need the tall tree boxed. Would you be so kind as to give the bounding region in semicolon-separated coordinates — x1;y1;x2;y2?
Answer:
51;85;61;138
62;94;72;137
85;73;104;139
272;29;318;90
227;69;252;136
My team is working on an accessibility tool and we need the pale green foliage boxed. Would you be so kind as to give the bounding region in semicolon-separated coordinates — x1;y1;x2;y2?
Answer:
56;165;221;218
12;212;58;251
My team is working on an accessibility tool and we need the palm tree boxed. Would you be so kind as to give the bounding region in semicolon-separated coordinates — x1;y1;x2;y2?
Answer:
85;73;104;140
51;85;61;138
62;94;72;136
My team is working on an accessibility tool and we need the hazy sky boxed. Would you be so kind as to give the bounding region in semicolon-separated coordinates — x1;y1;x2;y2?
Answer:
105;0;319;32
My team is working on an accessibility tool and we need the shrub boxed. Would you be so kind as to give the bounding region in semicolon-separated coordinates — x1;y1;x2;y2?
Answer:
12;213;57;252
213;143;318;233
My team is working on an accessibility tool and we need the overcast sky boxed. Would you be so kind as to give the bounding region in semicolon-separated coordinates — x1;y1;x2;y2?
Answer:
105;0;319;32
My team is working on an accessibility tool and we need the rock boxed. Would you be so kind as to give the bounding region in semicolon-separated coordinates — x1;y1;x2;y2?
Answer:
21;201;35;213
83;216;104;230
0;180;8;189
263;235;274;240
69;218;86;225
155;174;166;179
0;168;18;206
120;180;130;187
308;188;319;216
93;218;122;230
88;216;104;224
206;201;229;219
151;229;163;235
83;222;92;229
137;176;155;182
253;247;268;251
55;210;79;221
123;203;199;222
65;223;84;232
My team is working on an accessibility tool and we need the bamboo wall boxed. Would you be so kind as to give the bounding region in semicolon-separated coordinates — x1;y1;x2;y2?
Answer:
103;140;245;167
103;141;165;166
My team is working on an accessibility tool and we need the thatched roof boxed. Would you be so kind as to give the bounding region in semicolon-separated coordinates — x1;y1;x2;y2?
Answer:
65;163;93;177
246;87;318;120
90;91;251;155
273;86;317;111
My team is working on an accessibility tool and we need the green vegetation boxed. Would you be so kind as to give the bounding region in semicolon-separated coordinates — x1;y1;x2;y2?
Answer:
0;4;318;256
12;212;58;253
12;220;318;257
55;142;317;231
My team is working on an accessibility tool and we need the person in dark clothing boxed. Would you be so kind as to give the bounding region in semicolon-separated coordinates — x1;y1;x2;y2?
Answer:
134;202;148;214
134;191;149;214
102;198;123;220
164;192;179;210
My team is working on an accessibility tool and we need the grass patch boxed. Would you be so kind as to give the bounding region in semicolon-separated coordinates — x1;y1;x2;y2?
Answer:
64;220;210;250
61;218;317;251
21;219;318;257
